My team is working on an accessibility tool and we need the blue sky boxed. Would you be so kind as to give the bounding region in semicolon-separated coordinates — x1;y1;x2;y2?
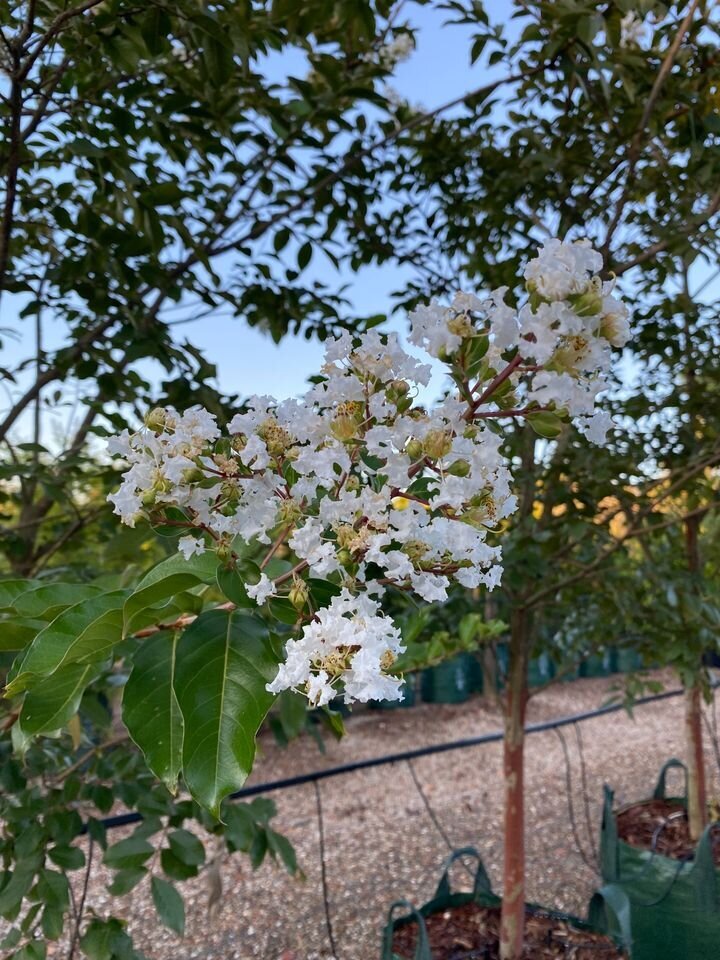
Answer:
173;1;515;400
1;1;517;447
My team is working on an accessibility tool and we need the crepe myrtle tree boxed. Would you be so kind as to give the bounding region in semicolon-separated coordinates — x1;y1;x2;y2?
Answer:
382;1;720;953
0;241;627;955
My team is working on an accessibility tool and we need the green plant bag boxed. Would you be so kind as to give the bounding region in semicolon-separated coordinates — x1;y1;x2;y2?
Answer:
599;759;720;960
381;847;632;959
420;654;476;704
580;651;613;678
494;644;554;689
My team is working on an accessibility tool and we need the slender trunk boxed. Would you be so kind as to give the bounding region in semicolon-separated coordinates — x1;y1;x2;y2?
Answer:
500;608;529;960
685;682;707;840
483;591;498;699
684;514;707;840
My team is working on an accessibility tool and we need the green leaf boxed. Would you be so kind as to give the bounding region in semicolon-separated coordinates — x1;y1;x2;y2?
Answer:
107;868;147;896
0;619;45;652
13;583;103;620
123;552;219;635
48;844;86;870
267;829;297;874
167;829;205;867
103;836;154;870
123;631;183;792
0;862;39;919
174;610;278;816
79;918;135;960
6;591;127;695
20;663;97;735
216;564;253;606
160;849;198;881
527;410;565;440
0;580;41;610
151;876;185;936
41;906;65;940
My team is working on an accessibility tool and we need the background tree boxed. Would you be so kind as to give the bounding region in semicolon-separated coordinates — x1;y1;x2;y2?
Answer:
386;2;720;955
0;0;430;577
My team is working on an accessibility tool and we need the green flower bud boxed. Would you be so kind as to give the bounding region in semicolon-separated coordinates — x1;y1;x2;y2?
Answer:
288;576;309;611
405;438;423;461
570;277;603;317
181;467;205;484
216;542;233;564
447;459;471;477
423;429;453;460
144;407;169;433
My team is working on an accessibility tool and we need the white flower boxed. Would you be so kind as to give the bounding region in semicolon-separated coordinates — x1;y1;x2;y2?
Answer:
378;32;414;68
620;12;647;49
178;535;206;560
524;238;602;302
576;410;614;445
409;300;463;358
246;573;276;606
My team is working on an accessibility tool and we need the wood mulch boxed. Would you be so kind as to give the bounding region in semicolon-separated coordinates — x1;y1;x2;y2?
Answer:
616;798;720;864
391;903;625;959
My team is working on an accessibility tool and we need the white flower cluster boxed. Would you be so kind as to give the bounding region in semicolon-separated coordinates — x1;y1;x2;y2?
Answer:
620;12;648;49
378;32;415;68
108;239;629;705
267;591;405;705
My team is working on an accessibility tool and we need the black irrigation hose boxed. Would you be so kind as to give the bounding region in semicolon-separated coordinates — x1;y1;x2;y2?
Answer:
88;685;689;834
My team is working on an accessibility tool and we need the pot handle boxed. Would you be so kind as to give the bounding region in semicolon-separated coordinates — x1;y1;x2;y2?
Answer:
652;758;688;802
381;901;431;960
587;884;633;952
434;846;493;902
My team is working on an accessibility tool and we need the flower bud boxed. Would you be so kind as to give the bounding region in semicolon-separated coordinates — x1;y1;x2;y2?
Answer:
405;438;423;461
181;466;205;484
570;280;603;317
141;490;157;508
344;474;360;492
336;547;353;568
144;407;169;433
288;576;309;611
216;542;233;564
446;313;473;338
330;414;360;442
422;429;453;460
447;459;471;477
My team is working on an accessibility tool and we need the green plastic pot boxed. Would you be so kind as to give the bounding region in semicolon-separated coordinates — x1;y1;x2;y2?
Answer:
381;847;632;959
600;759;720;960
420;654;479;704
493;644;554;689
610;649;643;673
580;651;613;678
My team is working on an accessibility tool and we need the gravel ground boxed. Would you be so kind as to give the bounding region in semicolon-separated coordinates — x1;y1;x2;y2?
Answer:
48;672;720;959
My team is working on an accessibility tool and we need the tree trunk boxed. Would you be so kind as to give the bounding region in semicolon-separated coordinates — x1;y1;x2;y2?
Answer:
684;514;707;840
499;608;529;960
685;682;707;840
